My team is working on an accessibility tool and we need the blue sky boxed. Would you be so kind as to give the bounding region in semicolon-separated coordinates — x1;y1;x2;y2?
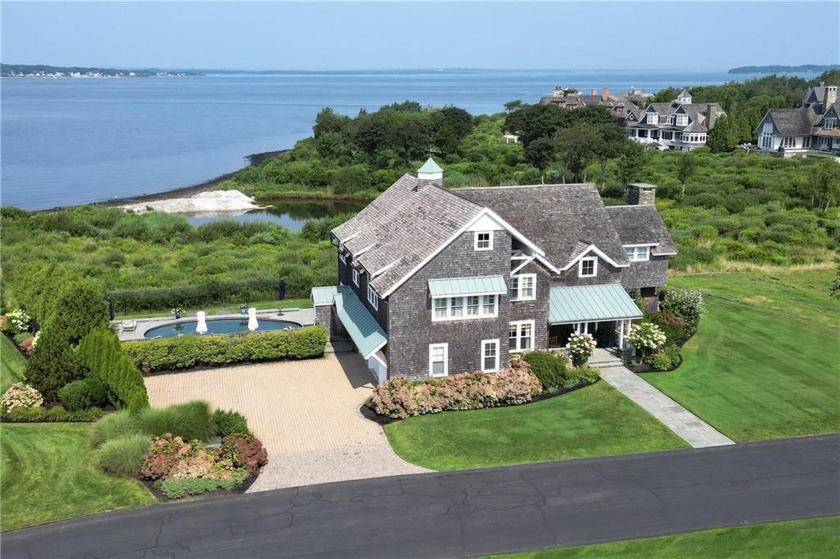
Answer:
2;1;838;70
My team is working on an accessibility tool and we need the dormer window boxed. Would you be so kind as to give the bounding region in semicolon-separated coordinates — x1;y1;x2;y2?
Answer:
474;231;493;251
579;256;598;278
624;245;651;262
646;113;658;125
676;114;688;126
824;118;837;129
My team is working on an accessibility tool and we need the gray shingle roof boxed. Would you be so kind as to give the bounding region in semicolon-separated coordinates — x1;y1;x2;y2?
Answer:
765;108;820;136
332;173;482;295
604;205;677;256
453;184;629;269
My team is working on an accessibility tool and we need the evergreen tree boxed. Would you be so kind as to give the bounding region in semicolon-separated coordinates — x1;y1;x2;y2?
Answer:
25;327;85;400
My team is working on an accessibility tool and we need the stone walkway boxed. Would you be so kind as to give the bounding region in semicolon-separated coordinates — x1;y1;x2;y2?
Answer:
589;349;735;448
144;348;429;492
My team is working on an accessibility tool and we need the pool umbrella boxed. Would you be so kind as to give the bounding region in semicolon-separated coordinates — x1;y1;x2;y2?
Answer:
196;311;208;334
248;307;259;331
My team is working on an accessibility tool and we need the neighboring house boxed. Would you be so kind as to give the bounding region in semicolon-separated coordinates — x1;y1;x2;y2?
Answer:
754;82;840;155
312;159;676;383
539;86;639;120
624;88;725;151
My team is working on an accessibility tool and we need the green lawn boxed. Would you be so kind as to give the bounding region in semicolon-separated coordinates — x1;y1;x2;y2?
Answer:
385;382;689;471
491;515;840;558
0;423;156;532
642;270;840;441
1;334;26;393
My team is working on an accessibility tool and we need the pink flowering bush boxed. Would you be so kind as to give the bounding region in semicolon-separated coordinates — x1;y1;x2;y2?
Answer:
139;433;194;480
1;382;44;415
368;358;542;419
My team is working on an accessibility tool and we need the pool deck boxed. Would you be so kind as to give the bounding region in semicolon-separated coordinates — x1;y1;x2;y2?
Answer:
115;308;316;341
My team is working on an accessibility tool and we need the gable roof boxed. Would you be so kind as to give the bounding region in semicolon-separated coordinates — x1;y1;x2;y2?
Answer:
604;205;677;256
453;184;629;270
761;108;820;136
332;173;483;295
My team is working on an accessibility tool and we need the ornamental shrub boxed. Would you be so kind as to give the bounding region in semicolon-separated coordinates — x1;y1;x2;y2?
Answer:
140;433;193;481
90;410;141;447
58;378;108;411
78;328;149;412
562;366;601;388
95;434;152;477
220;434;269;475
25;327;86;400
157;471;249;500
212;409;251;437
521;351;568;391
47;279;110;345
649;311;689;346
137;401;215;442
567;332;597;367
4;405;106;423
627;322;667;360
1;382;44;414
2;309;30;335
122;325;327;374
660;288;706;338
367;362;542;419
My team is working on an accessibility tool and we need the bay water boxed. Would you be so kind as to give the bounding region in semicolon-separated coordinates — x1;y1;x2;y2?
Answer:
2;69;767;211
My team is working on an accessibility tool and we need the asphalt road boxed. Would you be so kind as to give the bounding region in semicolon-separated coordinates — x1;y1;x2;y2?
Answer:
4;435;839;558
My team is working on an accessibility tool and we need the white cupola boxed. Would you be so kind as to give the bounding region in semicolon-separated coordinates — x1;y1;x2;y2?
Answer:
417;157;444;181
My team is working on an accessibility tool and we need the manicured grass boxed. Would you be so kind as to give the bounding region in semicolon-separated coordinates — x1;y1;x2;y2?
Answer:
385;382;689;471
0;334;27;393
642;271;840;441
119;297;312;319
0;423;156;532
491;515;840;558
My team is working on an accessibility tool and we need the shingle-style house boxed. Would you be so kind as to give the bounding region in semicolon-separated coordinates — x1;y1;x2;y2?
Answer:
539;86;639;120
625;89;725;151
312;160;676;383
754;82;840;155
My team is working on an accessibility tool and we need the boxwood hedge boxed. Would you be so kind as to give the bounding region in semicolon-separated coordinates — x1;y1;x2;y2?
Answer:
123;325;327;374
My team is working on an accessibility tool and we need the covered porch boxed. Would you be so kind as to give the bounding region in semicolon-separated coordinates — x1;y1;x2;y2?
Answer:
548;284;643;351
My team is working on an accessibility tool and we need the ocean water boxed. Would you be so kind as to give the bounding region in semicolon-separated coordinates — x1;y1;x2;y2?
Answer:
2;69;761;210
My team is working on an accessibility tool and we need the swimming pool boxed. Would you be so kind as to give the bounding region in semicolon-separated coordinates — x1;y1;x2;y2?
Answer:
143;318;301;339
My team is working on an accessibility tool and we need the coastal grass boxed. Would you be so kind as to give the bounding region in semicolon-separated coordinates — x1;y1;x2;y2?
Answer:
642;270;840;441
489;516;840;558
0;423;155;532
385;382;688;471
1;334;27;393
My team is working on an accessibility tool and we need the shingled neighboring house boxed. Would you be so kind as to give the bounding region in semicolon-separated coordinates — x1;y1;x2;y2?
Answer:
312;159;676;383
539;86;639;120
754;82;840;155
624;88;725;151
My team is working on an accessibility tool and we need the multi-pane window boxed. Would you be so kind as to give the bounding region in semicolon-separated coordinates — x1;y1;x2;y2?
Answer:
623;246;651;262
367;285;379;310
579;256;597;278
824;118;837;129
763;122;774;134
352;268;360;286
481;339;500;372
429;343;448;377
646;113;658;125
432;295;497;321
510;274;536;301
782;137;797;148
676;114;688;126
509;321;534;352
474;231;493;251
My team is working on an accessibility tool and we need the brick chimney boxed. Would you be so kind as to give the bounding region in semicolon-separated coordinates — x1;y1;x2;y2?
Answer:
707;104;717;129
628;183;657;206
601;87;609;101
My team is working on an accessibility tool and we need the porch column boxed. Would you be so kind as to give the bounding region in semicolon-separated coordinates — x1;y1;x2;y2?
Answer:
618;320;625;350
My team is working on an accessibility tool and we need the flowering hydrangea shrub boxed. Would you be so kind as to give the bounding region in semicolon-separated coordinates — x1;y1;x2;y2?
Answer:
567;332;597;367
2;309;30;335
140;433;194;481
1;382;44;415
368;359;542;419
660;288;705;338
627;322;667;360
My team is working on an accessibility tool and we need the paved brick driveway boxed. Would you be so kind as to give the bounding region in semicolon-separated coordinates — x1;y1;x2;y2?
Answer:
144;350;428;491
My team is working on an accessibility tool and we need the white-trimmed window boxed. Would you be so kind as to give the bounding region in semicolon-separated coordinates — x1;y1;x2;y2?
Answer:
474;231;493;251
429;343;448;377
367;285;379;310
762;122;774;134
481;339;500;372
510;274;536;301
509;321;534;352
782;137;797;148
676;114;688;126
646;112;658;125
824;118;837;129
352;267;360;286
579;256;598;278
624;246;651;262
339;251;346;264
432;295;497;321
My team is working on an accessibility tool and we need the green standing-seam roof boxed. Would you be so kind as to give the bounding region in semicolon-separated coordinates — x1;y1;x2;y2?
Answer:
311;285;352;306
428;276;507;298
549;284;643;324
334;291;387;359
417;157;444;174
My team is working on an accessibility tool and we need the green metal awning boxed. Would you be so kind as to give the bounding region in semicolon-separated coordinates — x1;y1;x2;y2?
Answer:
334;291;387;359
311;285;349;306
549;284;643;324
428;276;507;298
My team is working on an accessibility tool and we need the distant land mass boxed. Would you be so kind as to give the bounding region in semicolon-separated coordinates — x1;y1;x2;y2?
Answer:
728;64;840;74
1;63;204;78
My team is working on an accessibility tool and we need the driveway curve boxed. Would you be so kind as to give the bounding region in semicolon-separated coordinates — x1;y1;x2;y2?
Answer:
144;349;428;491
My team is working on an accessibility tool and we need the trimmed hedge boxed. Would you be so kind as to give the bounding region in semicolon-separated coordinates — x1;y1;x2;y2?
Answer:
123;325;327;374
107;280;279;313
521;351;569;391
78;328;150;412
156;471;249;500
